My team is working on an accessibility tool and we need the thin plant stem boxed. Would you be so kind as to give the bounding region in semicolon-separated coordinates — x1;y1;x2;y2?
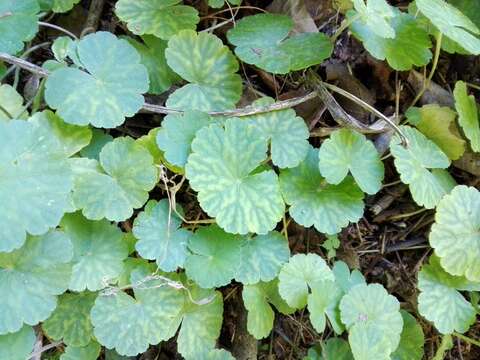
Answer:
38;21;79;40
453;332;480;348
0;104;13;119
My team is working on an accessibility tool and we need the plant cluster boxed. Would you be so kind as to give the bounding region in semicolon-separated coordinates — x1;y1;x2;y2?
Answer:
0;0;479;359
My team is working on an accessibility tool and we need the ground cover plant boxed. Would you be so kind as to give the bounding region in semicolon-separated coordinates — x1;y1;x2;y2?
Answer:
0;0;480;359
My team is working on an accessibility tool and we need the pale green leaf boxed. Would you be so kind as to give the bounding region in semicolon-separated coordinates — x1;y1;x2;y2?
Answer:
0;120;73;252
186;118;285;235
45;31;149;128
227;14;333;74
61;213;128;291
391;311;425;360
448;0;480;28
42;292;97;347
454;81;480;152
0;84;26;120
60;342;101;360
322;234;340;260
430;185;480;281
133;199;191;272
0;0;39;54
245;97;309;168
390;125;455;209
0;326;35;360
279;146;364;235
52;36;74;62
308;280;344;334
0;230;73;334
196;349;235;360
52;0;80;13
319;129;384;194
115;0;199;40
116;257;156;288
80;129;113;160
351;0;396;38
166;30;242;111
278;253;334;309
332;261;366;294
348;323;392;360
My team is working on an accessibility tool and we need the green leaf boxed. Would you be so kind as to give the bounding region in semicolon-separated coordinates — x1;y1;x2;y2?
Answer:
166;30;242;111
406;105;466;160
322;234;340;260
391;311;425;360
52;36;73;62
72;137;158;221
308;280;344;334
0;326;35;360
0;84;26;120
133;199;191;272
60;342;101;360
80;129;113;160
417;255;477;334
45;31;149;128
184;225;242;288
197;349;235;360
156;111;212;168
319;129;384;194
244;97;309;168
0;0;39;54
235;231;290;285
115;0;199;40
227;13;333;74
278;253;334;309
279;146;364;235
454;81;480;152
186;118;285;235
208;0;241;8
42;292;97;347
332;261;366;294
0;230;73;334
52;0;80;13
390;125;455;209
0;120;73;252
348;10;432;71
417;0;480;55
125;35;180;94
116;257;156;288
340;283;403;358
430;185;480;282
304;338;354;360
351;0;396;38
61;213;128;291
448;0;480;28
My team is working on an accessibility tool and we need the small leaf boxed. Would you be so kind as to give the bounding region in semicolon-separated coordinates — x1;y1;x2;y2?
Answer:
115;0;199;40
454;81;480;152
133;199;191;272
0;326;35;360
430;185;480;282
332;261;366;294
72;137;158;222
60;342;101;360
227;13;333;74
0;230;73;334
278;253;334;309
80;129;113;160
0;84;26;120
156;111;212;168
308;280;344;334
390;125;455;209
61;213;128;291
391;311;425;360
244;97;309;168
208;0;241;9
45;32;149;128
186;118;285;235
322;234;340;260
279;145;364;235
42;292;97;347
0;0;39;54
184;225;242;288
319;129;384;194
166;30;242;111
52;0;81;13
351;0;396;38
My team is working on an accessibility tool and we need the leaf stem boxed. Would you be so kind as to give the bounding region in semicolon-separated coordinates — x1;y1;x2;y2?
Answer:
38;21;79;40
453;332;480;347
0;104;13;119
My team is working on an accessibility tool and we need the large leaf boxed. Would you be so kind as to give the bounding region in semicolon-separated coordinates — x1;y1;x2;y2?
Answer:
278;253;334;309
351;0;396;38
61;213;128;291
416;0;480;55
244;97;309;168
429;185;480;281
279;146;364;235
0;231;72;334
227;13;332;74
42;292;97;347
115;0;199;40
184;225;242;288
390;125;455;209
72;137;158;222
133;199;191;272
45;32;149;128
391;311;425;360
0;84;26;121
0;0;39;54
0;326;35;360
60;342;101;360
185;118;285;235
166;30;242;111
348;323;392;360
318;129;384;194
454;81;480;152
0;120;73;252
417;256;478;334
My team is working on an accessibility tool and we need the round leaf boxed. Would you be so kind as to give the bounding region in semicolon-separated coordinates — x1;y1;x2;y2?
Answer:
0;0;39;54
351;0;396;38
391;311;425;360
186;118;285;235
454;81;480;152
308;280;344;334
348;323;392;360
45;31;149;128
0;84;26;121
52;0;81;13
60;342;101;360
0;326;35;360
